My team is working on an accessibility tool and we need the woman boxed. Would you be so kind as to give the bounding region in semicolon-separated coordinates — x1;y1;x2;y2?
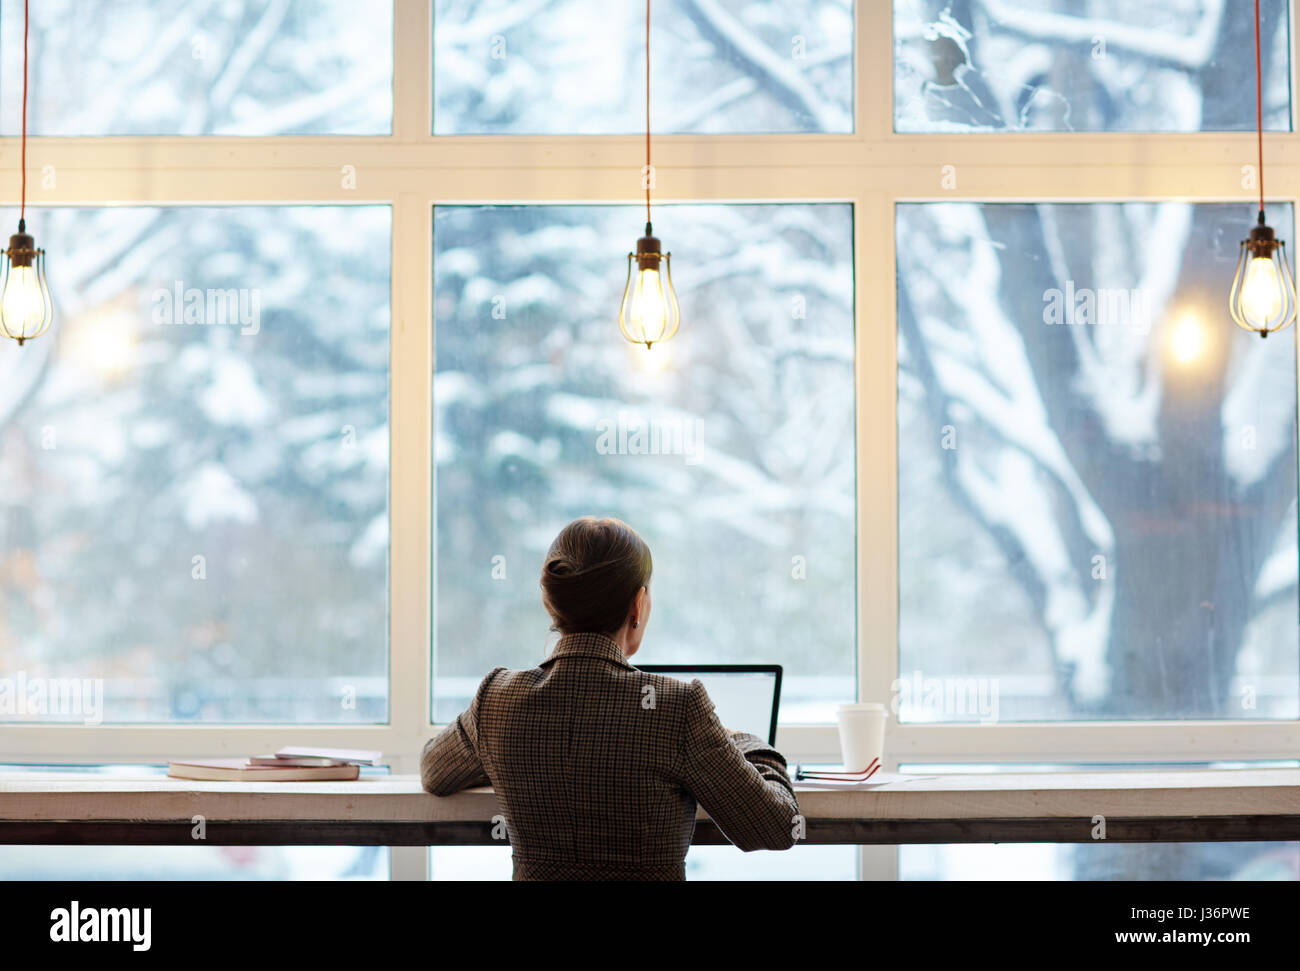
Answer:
421;516;799;880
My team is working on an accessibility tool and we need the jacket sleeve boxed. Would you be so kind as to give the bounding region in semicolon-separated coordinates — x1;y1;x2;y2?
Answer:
674;678;800;851
420;667;503;796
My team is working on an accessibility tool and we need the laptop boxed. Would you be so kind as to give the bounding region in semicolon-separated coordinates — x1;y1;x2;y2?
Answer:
636;664;782;746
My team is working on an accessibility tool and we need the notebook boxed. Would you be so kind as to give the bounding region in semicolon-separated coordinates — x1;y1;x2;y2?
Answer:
273;746;381;766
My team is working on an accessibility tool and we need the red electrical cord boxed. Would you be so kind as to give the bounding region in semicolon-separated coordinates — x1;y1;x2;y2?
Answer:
647;0;655;227
19;0;30;227
1255;0;1264;217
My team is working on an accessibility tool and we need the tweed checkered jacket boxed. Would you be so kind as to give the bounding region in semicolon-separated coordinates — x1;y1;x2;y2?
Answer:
421;632;799;880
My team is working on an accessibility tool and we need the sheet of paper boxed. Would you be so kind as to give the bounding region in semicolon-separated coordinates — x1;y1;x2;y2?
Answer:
793;772;936;789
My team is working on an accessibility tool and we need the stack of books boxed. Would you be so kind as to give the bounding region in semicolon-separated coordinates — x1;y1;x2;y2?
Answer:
167;746;381;781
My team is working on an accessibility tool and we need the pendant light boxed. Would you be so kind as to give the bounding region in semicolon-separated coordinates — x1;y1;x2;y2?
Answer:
1;0;52;347
618;0;680;349
1229;0;1296;338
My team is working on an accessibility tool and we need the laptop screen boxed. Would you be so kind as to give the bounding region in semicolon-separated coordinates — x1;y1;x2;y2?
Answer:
636;665;782;745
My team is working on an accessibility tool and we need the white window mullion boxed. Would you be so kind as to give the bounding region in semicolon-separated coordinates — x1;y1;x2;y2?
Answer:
857;0;893;141
390;189;435;749
856;190;899;717
1292;0;1299;135
776;719;1300;766
393;0;432;143
390;845;431;881
0;725;412;764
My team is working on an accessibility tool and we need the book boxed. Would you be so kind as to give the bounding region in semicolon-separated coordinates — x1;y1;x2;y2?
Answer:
273;746;382;766
167;758;361;782
247;755;348;767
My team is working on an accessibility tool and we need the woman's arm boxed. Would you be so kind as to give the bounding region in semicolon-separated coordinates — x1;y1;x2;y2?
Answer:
674;679;800;851
420;667;504;795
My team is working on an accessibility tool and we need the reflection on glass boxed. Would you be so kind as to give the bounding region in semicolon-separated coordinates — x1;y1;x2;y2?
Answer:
897;202;1298;721
0;206;391;723
2;1;393;135
433;204;856;722
894;0;1292;133
434;0;853;134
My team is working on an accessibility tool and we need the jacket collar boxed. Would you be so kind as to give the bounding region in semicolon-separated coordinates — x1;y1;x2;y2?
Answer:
540;632;634;670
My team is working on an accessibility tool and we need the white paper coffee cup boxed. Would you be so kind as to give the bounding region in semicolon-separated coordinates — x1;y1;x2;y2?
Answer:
836;702;886;772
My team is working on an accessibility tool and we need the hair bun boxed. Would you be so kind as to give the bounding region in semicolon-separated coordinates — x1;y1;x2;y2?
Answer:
539;517;653;635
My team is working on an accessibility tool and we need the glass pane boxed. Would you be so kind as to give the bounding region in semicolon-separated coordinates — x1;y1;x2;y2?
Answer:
686;843;856;879
431;844;855;879
902;840;1300;880
2;1;393;135
0;206;390;723
897;201;1298;721
894;0;1292;132
898;763;1300;880
433;0;853;134
433;203;855;722
1;844;389;880
0;766;389;879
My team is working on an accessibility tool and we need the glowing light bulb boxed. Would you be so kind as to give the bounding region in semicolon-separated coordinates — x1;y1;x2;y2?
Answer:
0;222;52;346
2;265;45;328
625;267;670;343
1239;256;1284;328
619;224;679;349
1229;218;1296;338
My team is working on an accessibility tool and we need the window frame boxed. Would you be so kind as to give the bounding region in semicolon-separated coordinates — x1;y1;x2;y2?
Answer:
2;0;1298;882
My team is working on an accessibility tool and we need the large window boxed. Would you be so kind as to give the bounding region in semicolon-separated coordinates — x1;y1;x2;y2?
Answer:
897;202;1298;722
432;203;856;723
2;0;393;135
894;0;1292;132
0;205;390;724
2;0;1297;882
433;0;854;133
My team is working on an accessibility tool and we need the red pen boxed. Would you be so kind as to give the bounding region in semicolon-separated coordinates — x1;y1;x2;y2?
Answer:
795;757;880;781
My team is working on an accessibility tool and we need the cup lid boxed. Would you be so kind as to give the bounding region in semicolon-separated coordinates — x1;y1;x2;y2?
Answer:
837;702;885;711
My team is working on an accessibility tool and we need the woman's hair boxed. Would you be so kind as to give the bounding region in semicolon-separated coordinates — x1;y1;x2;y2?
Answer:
540;516;652;634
